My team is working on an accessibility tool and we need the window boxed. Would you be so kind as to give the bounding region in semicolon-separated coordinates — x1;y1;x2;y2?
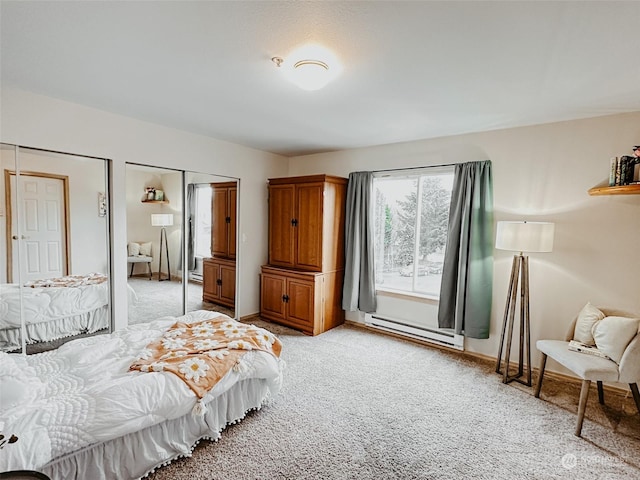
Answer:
194;185;212;258
373;168;454;297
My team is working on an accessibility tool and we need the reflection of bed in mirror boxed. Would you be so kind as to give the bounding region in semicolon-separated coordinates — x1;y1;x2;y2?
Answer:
2;144;113;352
0;273;132;352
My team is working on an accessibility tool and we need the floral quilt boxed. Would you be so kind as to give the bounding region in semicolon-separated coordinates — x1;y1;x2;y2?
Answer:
24;272;107;288
129;316;282;399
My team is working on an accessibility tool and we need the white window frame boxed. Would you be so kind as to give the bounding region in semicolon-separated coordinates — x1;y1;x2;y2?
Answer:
373;166;454;300
193;184;212;259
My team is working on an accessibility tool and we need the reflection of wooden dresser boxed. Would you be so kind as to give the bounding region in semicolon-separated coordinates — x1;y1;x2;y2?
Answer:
203;181;237;308
203;257;235;308
260;174;347;335
210;182;236;260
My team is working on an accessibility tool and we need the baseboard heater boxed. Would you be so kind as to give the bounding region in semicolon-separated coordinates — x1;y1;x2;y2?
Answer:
364;313;464;351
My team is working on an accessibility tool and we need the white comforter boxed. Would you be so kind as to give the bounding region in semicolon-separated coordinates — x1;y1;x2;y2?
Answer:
0;282;110;328
0;311;283;472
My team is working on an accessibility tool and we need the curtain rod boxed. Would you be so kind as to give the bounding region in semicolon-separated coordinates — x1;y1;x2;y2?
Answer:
371;162;458;174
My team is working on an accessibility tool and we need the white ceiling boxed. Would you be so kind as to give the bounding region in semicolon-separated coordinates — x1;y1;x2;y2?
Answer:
1;1;639;157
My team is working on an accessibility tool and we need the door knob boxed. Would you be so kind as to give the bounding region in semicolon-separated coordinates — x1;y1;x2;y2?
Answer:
12;235;29;240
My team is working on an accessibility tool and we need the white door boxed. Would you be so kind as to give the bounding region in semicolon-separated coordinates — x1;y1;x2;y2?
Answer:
10;174;68;283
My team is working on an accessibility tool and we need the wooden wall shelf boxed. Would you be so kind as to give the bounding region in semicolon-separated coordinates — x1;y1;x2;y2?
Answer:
141;200;169;204
588;184;640;196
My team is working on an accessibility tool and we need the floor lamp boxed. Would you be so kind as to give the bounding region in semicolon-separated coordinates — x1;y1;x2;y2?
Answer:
151;213;173;282
495;221;554;386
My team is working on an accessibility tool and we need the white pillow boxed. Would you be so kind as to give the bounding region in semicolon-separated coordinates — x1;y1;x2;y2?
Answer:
127;242;140;256
573;303;605;346
591;316;640;364
139;242;152;256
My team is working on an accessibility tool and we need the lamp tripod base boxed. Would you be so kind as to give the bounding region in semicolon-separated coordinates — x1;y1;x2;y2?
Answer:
495;254;532;387
157;227;171;282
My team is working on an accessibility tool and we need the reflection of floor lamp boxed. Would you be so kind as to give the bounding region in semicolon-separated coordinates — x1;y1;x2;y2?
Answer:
151;213;173;282
495;221;554;386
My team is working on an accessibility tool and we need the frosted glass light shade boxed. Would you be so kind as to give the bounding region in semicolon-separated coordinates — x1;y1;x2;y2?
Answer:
151;213;174;227
495;221;554;253
292;60;330;91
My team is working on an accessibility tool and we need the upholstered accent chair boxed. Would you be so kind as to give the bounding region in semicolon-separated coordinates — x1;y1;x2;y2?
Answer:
127;242;153;279
535;306;640;437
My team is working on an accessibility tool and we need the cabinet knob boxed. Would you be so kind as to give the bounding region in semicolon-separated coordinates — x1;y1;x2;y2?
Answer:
291;219;298;227
282;294;289;303
216;279;222;286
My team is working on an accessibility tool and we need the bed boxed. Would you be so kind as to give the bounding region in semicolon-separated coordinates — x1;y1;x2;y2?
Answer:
0;310;284;479
0;273;136;352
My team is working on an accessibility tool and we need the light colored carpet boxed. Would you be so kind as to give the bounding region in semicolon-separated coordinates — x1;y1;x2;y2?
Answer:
127;276;233;325
148;321;640;480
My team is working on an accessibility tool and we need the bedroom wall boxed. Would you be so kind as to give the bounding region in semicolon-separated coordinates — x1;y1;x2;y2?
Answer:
125;168;172;275
0;87;288;328
287;112;640;374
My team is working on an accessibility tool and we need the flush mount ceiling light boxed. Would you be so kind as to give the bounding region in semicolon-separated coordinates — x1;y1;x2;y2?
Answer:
291;59;329;91
272;45;341;91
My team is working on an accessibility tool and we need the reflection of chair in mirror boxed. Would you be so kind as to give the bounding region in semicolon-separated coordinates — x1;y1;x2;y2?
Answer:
127;242;153;280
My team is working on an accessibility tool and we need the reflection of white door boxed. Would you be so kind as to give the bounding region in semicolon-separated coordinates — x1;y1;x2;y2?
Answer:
9;173;68;283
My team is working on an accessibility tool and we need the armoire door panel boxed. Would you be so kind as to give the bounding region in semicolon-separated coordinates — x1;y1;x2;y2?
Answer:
202;260;217;297
219;263;236;305
211;188;229;257
260;274;286;320
295;183;323;271
268;185;295;267
287;279;315;327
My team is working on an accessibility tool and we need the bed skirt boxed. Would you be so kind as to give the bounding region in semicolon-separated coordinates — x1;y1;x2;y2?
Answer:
42;377;273;480
0;306;109;352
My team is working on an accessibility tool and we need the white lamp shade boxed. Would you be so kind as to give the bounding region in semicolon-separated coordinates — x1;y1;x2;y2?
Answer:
495;221;554;253
151;213;174;227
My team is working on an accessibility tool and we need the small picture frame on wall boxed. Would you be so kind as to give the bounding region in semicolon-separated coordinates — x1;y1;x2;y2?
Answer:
154;190;164;201
98;192;107;217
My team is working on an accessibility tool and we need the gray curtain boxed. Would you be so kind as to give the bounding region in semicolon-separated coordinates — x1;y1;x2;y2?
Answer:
437;160;493;338
342;171;377;313
186;183;196;271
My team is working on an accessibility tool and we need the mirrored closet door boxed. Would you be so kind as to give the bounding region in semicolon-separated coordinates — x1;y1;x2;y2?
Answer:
125;165;238;326
1;144;112;354
185;172;237;319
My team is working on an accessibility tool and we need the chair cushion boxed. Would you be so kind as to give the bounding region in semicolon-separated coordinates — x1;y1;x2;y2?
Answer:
572;303;605;345
127;255;152;263
536;339;619;382
592;316;639;364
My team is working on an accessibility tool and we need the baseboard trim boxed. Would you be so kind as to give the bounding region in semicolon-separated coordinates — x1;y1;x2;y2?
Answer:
241;313;261;322
345;320;631;397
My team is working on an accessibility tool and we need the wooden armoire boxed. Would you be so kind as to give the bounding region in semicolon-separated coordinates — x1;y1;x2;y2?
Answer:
260;174;347;335
203;182;236;308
